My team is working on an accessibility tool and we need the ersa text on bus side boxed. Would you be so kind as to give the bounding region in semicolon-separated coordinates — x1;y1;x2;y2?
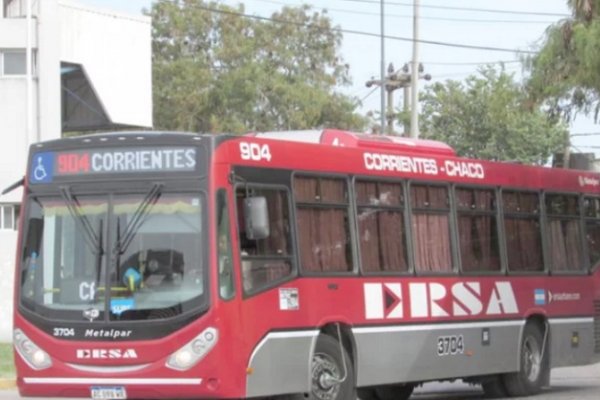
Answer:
364;281;518;320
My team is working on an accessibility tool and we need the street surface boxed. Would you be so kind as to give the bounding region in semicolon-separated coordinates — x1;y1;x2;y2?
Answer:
412;362;600;400
0;362;598;400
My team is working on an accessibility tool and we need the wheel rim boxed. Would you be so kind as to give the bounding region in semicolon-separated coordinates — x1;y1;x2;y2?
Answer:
523;335;542;382
311;352;342;400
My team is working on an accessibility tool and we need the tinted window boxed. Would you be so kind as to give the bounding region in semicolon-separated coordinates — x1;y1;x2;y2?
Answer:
295;176;353;273
356;180;408;273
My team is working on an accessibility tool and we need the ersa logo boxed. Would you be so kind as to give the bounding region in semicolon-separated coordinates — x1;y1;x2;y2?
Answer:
364;281;519;320
30;152;55;184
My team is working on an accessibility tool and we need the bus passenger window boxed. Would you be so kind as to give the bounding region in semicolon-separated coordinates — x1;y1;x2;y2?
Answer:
502;191;543;272
356;180;408;273
546;194;583;272
410;184;452;273
456;188;500;272
294;176;353;273
216;190;235;299
584;196;600;268
237;187;292;293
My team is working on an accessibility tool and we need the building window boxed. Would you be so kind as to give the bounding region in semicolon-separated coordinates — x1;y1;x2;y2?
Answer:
0;204;20;230
1;50;28;76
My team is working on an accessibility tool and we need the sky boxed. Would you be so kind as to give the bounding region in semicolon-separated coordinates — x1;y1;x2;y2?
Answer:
78;0;600;156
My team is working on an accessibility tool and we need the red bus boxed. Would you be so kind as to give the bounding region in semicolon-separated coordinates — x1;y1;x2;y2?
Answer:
11;129;600;399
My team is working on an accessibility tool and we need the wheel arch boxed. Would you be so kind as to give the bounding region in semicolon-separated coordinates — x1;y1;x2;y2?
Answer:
319;322;358;385
502;313;550;396
520;314;549;364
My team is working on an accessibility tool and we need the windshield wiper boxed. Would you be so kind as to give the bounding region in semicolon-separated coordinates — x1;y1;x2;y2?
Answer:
59;186;103;256
95;219;103;285
114;182;163;255
113;183;163;278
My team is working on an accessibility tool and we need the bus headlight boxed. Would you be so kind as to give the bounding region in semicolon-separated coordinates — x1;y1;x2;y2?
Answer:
166;327;218;371
13;329;52;370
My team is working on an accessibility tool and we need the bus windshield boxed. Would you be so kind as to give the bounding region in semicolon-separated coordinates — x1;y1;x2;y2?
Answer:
20;190;205;323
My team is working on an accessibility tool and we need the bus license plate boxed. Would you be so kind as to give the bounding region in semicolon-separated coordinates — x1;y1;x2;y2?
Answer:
91;386;127;399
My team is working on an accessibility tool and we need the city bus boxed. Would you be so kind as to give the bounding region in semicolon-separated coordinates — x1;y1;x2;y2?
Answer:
10;129;600;400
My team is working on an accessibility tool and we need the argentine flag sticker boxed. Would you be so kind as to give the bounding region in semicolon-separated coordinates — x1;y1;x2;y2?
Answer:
534;289;546;305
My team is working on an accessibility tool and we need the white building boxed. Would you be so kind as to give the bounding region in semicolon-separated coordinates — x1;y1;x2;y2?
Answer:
0;0;152;341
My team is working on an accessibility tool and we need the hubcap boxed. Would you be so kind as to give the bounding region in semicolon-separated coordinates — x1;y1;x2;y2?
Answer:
523;336;541;382
311;353;341;400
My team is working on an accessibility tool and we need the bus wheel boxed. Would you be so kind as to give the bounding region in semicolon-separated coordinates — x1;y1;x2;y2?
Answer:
374;383;414;400
279;335;355;400
308;334;356;400
481;376;508;398
502;323;546;397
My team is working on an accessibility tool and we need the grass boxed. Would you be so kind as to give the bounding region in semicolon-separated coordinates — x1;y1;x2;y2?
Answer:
0;343;15;378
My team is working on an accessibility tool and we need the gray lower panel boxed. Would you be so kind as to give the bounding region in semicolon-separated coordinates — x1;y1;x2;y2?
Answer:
246;330;318;398
245;318;595;396
353;321;523;387
548;318;595;368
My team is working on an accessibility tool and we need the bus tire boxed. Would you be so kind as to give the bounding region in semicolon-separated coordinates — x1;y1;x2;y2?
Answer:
374;383;414;400
281;334;356;400
502;323;546;397
481;376;508;398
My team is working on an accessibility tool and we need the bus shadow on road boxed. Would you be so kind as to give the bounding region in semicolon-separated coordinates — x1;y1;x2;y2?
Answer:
410;384;593;400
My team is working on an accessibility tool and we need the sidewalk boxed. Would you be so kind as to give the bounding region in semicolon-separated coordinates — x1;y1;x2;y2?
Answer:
0;379;15;390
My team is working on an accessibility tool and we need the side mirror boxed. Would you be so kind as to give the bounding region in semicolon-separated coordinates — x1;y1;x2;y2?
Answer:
244;197;269;240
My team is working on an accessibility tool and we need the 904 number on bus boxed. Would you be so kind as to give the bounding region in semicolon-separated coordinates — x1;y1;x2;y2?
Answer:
240;142;272;162
437;335;464;356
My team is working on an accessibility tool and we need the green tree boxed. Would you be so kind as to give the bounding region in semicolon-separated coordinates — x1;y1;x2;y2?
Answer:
150;0;366;134
526;0;600;121
419;66;565;164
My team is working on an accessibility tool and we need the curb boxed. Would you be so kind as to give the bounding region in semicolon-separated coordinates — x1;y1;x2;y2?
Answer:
0;378;16;390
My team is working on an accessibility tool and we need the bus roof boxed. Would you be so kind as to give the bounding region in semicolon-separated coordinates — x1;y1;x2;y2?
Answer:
229;129;600;194
247;129;456;156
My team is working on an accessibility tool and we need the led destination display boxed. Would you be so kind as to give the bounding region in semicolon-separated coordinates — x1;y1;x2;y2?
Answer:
30;147;197;183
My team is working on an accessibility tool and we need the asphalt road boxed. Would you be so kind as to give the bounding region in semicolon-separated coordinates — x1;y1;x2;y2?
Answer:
412;362;600;400
0;362;599;400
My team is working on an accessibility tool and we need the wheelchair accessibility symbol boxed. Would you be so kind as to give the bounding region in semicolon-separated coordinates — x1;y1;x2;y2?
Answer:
30;152;54;183
34;157;47;180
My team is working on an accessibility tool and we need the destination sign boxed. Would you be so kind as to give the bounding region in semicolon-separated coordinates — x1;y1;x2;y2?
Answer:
30;147;197;184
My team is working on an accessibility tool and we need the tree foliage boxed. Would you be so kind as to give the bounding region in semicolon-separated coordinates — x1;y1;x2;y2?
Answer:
526;0;600;121
150;0;366;134
419;66;566;164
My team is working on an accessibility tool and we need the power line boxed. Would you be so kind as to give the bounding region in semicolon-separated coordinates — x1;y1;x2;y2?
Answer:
245;0;556;23
60;3;150;24
360;86;379;102
336;0;570;18
433;65;521;79
571;132;600;137
423;60;521;66
184;3;538;54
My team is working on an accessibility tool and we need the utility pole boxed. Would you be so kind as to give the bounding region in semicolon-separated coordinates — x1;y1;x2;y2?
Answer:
410;0;420;138
403;85;410;136
563;130;571;169
380;0;386;134
366;63;430;135
386;64;395;135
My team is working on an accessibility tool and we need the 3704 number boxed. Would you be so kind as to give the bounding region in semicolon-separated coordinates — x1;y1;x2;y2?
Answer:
240;142;272;162
53;327;75;337
437;335;464;356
